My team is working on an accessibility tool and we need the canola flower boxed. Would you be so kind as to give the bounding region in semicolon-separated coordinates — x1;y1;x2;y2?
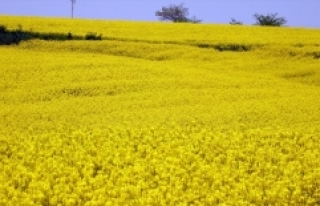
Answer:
1;38;320;134
0;16;320;205
0;125;320;205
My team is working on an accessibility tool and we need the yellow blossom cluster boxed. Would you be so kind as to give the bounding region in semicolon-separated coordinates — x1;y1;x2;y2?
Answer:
0;125;319;205
0;15;320;205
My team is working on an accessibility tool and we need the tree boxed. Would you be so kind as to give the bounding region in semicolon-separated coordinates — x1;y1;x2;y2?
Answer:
230;18;243;25
188;16;202;24
253;13;287;26
155;3;201;23
71;0;76;18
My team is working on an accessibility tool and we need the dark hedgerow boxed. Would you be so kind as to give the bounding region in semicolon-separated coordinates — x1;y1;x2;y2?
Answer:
0;25;6;33
85;32;102;40
0;24;102;45
67;32;73;40
0;25;31;45
197;43;253;52
29;31;80;41
213;44;252;52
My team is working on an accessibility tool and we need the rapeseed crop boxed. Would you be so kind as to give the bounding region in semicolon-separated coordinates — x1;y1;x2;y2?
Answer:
0;126;319;205
0;16;320;205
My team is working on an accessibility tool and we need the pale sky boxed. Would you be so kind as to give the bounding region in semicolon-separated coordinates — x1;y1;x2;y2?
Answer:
0;0;319;28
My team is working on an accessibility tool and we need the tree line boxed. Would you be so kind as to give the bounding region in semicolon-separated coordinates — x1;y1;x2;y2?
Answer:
155;3;287;26
0;25;102;45
69;1;287;26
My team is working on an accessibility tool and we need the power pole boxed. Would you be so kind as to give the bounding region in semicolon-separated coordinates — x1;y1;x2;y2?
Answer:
71;0;76;18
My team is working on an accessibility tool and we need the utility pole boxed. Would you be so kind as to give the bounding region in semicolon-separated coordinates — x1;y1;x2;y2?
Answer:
71;0;76;18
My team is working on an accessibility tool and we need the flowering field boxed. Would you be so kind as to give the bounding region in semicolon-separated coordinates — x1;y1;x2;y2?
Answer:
0;16;320;205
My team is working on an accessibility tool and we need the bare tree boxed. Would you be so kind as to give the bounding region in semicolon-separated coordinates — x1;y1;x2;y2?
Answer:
71;0;76;18
155;3;201;23
155;3;188;22
253;13;287;26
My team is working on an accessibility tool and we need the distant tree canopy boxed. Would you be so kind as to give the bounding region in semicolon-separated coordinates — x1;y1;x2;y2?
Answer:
230;18;243;25
253;13;287;26
155;3;201;23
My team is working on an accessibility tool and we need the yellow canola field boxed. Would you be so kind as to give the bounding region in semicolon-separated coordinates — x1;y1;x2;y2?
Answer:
0;16;320;205
1;126;319;205
2;15;320;45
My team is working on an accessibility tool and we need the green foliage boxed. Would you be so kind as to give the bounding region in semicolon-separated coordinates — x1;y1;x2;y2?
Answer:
253;13;287;26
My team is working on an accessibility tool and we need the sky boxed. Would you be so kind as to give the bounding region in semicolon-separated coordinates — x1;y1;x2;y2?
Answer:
0;0;319;28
